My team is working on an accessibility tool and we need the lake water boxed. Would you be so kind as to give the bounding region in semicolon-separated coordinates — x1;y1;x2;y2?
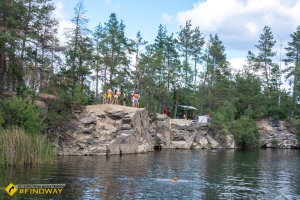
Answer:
1;148;300;199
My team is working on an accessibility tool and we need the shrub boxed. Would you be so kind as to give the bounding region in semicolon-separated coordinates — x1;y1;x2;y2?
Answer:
230;115;261;148
0;96;47;135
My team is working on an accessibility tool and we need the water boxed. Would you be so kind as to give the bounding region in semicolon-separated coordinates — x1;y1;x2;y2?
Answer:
1;149;300;199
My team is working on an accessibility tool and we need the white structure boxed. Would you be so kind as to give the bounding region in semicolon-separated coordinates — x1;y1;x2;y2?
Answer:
198;115;208;123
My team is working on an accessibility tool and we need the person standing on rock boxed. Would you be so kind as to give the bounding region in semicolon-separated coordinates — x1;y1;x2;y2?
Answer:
134;93;140;108
102;93;107;104
117;90;121;105
123;92;126;106
163;107;167;115
183;108;187;120
114;90;119;105
131;92;135;107
107;88;113;104
167;109;171;117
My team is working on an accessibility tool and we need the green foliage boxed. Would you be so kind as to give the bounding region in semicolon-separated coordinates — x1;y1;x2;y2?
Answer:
44;90;72;127
230;107;261;148
0;96;47;135
0;127;56;167
211;101;237;135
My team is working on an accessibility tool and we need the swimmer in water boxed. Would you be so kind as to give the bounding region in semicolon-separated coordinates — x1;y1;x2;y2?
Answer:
172;177;178;183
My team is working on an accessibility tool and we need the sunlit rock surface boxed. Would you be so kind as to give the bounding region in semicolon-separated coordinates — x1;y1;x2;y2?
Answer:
58;104;156;155
258;118;299;149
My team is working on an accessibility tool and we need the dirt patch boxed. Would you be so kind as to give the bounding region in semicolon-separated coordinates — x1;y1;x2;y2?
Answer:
86;104;145;113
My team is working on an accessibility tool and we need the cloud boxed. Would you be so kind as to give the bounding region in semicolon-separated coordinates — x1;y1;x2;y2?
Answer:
176;0;300;53
229;57;246;72
105;0;111;4
53;1;65;19
162;13;173;24
53;1;75;43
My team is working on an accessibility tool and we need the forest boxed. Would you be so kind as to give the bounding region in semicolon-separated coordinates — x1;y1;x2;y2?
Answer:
0;0;300;149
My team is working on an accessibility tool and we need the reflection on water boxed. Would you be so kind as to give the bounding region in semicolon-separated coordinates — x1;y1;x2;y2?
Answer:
1;149;300;199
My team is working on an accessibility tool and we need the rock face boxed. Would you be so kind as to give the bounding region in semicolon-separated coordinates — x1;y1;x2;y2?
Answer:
156;115;235;149
55;103;299;155
258;118;299;148
58;104;156;155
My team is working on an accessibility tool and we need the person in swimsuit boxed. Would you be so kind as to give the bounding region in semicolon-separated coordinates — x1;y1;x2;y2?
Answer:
131;92;135;107
123;92;126;106
107;88;112;104
114;90;118;105
117;90;121;105
134;93;140;108
172;177;178;183
102;93;107;104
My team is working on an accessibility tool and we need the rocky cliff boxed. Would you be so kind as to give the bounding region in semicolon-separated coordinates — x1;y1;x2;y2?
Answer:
53;105;299;154
258;118;299;148
56;104;156;155
156;114;235;149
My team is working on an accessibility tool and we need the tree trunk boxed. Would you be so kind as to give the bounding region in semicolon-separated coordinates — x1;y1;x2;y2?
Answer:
174;87;181;119
0;0;8;95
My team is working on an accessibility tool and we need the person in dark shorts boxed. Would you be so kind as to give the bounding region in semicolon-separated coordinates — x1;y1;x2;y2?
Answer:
123;92;126;106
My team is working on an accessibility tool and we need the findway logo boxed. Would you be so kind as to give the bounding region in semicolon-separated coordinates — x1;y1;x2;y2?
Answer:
4;183;18;196
4;183;66;196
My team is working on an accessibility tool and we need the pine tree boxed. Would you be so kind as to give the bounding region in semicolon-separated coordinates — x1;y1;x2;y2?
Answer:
176;20;194;87
104;13;132;89
201;34;227;111
283;26;300;123
132;31;148;93
191;26;205;89
254;26;277;99
63;0;92;100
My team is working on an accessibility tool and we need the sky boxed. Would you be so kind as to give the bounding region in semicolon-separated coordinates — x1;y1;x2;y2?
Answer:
52;0;300;89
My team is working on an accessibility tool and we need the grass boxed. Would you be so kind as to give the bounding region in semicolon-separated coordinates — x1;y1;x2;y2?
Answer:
0;127;56;167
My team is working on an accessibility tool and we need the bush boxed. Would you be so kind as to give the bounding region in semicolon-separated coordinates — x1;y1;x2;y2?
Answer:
230;115;261;148
0;96;47;135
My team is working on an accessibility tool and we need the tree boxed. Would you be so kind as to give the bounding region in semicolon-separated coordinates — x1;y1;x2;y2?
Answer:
283;26;300;123
0;0;59;96
63;0;93;101
176;20;194;87
191;26;205;89
132;31;148;93
235;52;267;118
254;26;277;99
104;13;132;89
201;34;228;111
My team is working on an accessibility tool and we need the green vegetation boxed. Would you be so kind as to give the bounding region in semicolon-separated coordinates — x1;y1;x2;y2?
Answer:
0;0;299;148
0;96;47;135
0;127;55;167
0;97;56;167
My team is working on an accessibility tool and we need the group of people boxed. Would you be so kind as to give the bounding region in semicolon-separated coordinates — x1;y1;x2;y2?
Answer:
102;88;140;108
102;88;126;105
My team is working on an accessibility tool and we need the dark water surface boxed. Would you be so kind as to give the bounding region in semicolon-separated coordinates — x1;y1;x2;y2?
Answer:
1;149;300;199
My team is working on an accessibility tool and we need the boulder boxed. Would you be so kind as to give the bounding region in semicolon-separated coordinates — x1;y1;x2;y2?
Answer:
157;114;168;121
80;116;96;125
206;135;220;148
97;111;106;118
121;124;132;130
170;119;194;131
269;118;281;127
107;110;124;119
171;141;192;149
